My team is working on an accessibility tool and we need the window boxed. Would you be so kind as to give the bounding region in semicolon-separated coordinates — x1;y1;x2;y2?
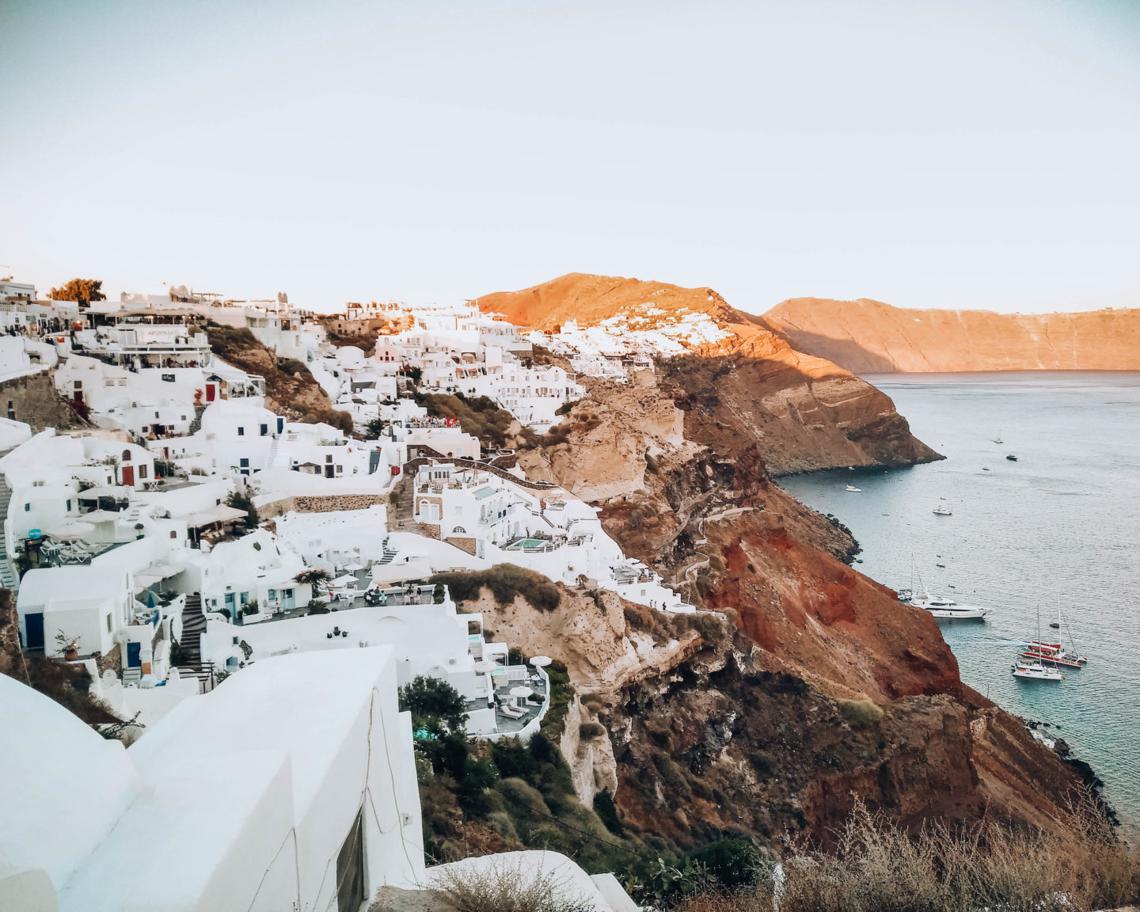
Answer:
170;530;177;539
23;503;29;512
121;449;131;461
259;423;268;436
237;426;245;436
106;614;112;633
335;811;365;912
138;466;148;479
66;499;72;511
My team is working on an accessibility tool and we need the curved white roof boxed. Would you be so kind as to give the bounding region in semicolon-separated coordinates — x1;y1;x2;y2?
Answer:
0;674;138;891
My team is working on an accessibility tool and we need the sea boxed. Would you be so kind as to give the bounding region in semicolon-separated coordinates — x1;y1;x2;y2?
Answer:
779;372;1140;828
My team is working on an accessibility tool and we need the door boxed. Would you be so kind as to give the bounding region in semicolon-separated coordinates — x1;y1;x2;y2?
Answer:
121;465;134;486
282;588;295;611
24;612;44;650
224;592;236;618
126;641;142;668
205;383;216;402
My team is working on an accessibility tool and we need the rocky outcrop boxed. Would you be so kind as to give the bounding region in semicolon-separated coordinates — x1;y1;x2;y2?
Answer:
765;297;1140;373
494;352;1091;851
477;273;940;474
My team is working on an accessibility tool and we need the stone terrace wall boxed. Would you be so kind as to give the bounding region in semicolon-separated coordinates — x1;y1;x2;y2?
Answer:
0;370;87;431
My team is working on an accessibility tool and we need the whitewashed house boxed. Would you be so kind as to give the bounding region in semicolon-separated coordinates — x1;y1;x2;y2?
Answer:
0;647;426;911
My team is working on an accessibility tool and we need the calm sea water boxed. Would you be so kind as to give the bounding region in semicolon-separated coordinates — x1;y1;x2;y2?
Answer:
780;372;1140;826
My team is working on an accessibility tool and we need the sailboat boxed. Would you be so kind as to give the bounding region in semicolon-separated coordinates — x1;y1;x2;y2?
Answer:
1023;608;1087;668
845;484;862;493
993;435;1004;445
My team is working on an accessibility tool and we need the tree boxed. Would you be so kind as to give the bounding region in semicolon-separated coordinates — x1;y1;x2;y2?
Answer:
398;675;467;734
364;416;386;439
294;568;331;586
49;278;106;305
225;490;258;528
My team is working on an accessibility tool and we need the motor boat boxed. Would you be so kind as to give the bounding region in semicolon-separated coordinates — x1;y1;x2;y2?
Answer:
993;436;1004;444
933;504;953;516
1006;454;1018;462
910;594;989;620
845;484;862;492
1011;660;1064;682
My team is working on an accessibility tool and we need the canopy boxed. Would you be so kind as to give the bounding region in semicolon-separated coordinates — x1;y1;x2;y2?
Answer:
186;504;246;528
369;556;434;586
135;562;185;588
529;655;553;668
78;485;127;500
42;520;95;540
329;574;358;588
81;509;122;523
509;685;534;699
341;561;366;572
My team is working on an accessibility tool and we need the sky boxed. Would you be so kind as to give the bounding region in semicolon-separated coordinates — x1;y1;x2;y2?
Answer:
2;0;1139;315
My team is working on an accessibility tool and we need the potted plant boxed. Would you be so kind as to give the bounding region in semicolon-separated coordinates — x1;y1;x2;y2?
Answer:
55;630;82;661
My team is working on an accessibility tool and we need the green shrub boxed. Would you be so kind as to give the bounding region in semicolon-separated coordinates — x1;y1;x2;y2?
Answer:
399;675;468;734
838;698;884;729
593;788;625;836
431;564;561;612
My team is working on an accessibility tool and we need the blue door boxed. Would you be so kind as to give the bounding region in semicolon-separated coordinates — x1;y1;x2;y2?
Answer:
25;612;44;650
282;588;295;611
127;641;142;668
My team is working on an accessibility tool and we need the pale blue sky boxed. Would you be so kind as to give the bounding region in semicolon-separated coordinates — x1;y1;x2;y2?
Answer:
2;0;1139;314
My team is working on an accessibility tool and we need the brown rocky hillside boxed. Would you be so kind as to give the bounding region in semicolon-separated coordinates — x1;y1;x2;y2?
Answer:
475;273;940;474
491;331;1094;851
765;297;1140;373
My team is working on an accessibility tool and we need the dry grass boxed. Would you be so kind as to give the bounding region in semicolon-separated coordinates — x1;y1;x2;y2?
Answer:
430;859;595;912
674;798;1140;912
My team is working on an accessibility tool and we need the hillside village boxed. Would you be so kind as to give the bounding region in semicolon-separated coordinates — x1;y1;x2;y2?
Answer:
0;276;715;912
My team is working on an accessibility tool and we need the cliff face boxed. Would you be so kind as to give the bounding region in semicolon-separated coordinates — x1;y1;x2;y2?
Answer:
504;367;1088;847
477;273;940;475
765;298;1140;373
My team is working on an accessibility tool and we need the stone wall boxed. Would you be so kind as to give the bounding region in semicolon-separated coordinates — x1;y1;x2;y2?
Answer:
444;536;477;556
0;370;87;431
257;493;389;518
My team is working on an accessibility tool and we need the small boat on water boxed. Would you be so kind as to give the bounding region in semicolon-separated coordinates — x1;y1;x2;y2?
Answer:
845;484;862;493
933;504;952;516
1020;648;1083;670
1006;454;1018;462
1011;660;1064;682
993;436;1004;444
914;594;989;619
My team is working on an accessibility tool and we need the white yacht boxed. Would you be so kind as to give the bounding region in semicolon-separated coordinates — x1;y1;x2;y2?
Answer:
1011;660;1064;682
932;504;952;516
845;484;862;493
911;594;989;620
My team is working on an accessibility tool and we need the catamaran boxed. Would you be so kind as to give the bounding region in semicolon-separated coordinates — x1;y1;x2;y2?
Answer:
1011;660;1064;682
1023;608;1087;667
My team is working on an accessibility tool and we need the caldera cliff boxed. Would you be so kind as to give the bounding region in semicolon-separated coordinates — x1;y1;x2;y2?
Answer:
455;272;1096;851
765;297;1140;373
476;273;940;474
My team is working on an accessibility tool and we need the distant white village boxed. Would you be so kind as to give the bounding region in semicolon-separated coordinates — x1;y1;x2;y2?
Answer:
0;275;704;911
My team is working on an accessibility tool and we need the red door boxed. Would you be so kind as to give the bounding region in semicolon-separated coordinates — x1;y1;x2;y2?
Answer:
205;383;216;402
122;465;135;486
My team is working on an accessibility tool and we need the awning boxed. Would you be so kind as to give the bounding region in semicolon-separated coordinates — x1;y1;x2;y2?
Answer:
82;509;122;523
369;556;434;586
186;504;246;528
42;520;95;540
78;485;128;499
135;562;186;587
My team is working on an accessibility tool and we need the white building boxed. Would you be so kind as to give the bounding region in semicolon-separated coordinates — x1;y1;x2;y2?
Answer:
0;647;426;911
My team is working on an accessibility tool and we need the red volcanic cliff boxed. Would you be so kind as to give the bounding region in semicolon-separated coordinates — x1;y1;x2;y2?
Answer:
765;297;1140;373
